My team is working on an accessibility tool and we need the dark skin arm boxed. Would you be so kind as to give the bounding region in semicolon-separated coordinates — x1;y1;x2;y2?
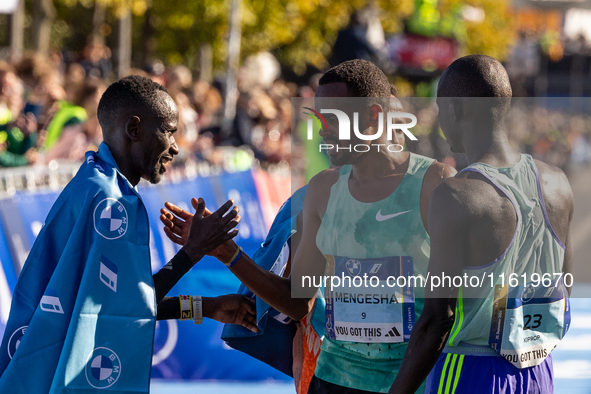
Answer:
160;198;308;320
156;294;259;332
151;198;259;332
389;181;467;394
160;172;335;321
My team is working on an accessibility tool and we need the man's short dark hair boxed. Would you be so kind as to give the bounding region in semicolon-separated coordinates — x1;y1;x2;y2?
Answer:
97;75;169;133
438;54;512;98
319;59;391;98
390;83;398;97
438;54;512;122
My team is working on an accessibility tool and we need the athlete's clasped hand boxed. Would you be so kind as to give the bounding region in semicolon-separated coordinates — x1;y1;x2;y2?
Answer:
168;198;240;263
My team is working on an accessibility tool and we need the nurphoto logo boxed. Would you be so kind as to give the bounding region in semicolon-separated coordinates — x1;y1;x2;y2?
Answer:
303;107;418;153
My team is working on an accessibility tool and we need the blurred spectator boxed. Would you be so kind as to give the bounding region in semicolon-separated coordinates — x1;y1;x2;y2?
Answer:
239;52;281;91
0;68;40;167
0;44;586;186
14;54;66;129
143;60;166;86
43;79;106;163
14;53;51;95
63;63;87;103
169;89;198;165
42;96;88;151
78;36;113;80
193;81;223;133
168;65;193;96
331;12;376;66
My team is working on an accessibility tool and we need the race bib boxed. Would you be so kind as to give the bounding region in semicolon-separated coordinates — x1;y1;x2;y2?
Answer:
325;256;415;343
489;279;570;368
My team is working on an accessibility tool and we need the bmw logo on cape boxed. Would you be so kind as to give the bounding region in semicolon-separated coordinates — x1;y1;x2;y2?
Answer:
7;326;27;359
93;198;128;240
85;347;121;389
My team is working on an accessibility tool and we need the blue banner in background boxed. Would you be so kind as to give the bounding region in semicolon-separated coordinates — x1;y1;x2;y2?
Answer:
0;170;291;383
0;191;61;277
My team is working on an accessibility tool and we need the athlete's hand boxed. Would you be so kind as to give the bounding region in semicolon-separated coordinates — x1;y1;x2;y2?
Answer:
203;294;259;333
175;198;240;263
160;198;239;262
160;200;194;246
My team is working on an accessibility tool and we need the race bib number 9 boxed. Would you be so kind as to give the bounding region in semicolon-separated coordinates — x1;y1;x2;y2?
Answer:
489;278;570;368
325;256;415;343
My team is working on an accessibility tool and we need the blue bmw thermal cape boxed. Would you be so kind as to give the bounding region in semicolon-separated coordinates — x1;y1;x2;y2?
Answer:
0;143;156;393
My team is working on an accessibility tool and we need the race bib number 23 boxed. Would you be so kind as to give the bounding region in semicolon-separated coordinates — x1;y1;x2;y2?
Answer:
489;278;570;368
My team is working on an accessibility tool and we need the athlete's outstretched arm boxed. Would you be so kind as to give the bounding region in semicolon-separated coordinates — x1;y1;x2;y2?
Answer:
389;181;467;394
156;294;258;332
161;186;326;320
226;181;327;320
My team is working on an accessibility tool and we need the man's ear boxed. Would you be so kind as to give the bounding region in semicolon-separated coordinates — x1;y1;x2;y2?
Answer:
367;104;383;127
125;116;141;142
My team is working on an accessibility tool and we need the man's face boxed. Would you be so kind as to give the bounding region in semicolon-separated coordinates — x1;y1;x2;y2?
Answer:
139;93;179;184
315;82;375;166
1;72;24;116
389;97;407;147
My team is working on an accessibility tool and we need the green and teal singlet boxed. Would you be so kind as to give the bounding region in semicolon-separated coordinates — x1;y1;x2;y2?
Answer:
445;154;569;369
315;153;434;392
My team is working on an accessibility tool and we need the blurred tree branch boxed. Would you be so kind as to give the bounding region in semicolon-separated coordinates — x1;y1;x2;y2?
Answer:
32;0;56;56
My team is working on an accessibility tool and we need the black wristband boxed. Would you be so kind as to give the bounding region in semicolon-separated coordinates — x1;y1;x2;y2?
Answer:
156;296;180;320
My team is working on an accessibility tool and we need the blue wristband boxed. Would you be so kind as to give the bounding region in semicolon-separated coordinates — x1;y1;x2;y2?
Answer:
227;247;243;268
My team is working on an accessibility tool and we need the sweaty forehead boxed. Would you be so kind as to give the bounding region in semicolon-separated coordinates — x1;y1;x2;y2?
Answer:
153;90;178;120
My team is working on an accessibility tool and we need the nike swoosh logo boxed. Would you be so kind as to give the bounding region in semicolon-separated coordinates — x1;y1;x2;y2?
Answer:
375;210;412;222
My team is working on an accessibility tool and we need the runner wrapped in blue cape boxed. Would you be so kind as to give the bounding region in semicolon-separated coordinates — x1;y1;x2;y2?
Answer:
0;143;156;393
221;185;325;376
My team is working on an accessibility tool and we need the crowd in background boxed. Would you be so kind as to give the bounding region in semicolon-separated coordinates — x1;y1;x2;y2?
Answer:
0;38;302;178
1;38;591;185
405;100;590;176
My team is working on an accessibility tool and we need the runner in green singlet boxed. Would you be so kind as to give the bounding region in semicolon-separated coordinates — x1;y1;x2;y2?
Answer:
390;55;574;394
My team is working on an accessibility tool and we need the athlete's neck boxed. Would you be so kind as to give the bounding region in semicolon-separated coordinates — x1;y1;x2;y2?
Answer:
104;140;141;186
463;127;520;167
350;151;410;184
